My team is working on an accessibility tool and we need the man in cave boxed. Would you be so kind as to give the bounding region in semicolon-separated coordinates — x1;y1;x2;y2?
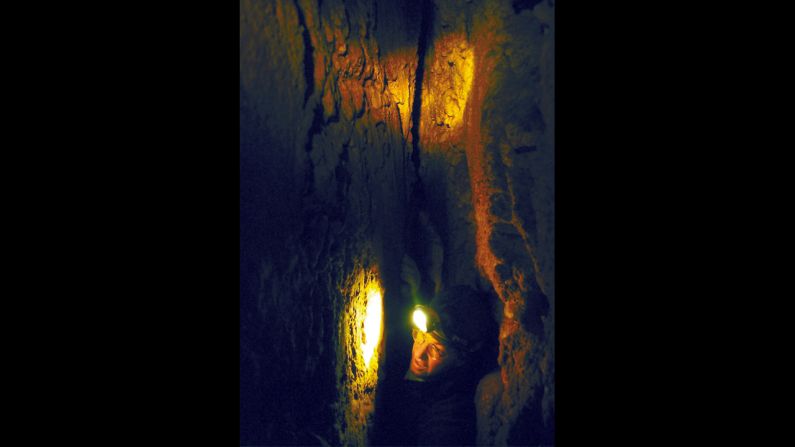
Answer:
375;284;498;446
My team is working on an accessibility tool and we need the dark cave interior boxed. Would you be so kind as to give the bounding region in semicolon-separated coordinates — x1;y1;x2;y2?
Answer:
240;0;554;444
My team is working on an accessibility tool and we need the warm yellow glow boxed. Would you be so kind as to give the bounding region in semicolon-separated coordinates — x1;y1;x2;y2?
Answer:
412;309;428;333
443;36;474;130
420;33;475;143
361;286;383;368
381;48;417;139
338;266;382;446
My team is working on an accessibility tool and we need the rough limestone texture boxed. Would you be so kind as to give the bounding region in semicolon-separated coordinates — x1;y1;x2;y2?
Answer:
415;0;481;294
240;0;554;445
410;1;555;442
240;0;420;444
464;0;555;445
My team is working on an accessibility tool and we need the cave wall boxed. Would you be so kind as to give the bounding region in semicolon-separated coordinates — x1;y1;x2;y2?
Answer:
410;0;555;442
240;0;421;444
464;0;555;444
240;0;554;445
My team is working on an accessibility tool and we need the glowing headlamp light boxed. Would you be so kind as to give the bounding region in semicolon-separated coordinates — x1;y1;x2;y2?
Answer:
411;304;476;352
411;305;446;341
412;308;428;332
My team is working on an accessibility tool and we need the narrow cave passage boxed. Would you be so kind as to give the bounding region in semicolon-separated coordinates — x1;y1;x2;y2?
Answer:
240;0;555;445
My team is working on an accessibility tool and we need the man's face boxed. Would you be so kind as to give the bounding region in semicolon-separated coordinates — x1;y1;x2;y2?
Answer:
408;329;460;379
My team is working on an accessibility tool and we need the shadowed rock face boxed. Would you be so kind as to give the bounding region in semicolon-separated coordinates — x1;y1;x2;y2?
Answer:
240;0;554;445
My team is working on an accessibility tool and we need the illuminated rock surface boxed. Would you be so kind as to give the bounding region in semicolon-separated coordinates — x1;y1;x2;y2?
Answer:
240;0;554;445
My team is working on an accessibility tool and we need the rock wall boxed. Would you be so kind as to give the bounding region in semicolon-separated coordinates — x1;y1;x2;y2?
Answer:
240;0;554;445
464;1;555;444
240;0;421;444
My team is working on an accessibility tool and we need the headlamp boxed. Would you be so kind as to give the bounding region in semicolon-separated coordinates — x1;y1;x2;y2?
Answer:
410;305;447;342
410;304;478;353
412;308;428;332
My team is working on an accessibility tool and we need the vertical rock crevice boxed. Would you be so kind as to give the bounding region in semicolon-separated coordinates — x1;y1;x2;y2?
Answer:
294;0;315;106
410;0;435;174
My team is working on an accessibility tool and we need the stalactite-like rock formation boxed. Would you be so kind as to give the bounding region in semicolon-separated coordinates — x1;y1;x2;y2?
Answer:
463;1;555;444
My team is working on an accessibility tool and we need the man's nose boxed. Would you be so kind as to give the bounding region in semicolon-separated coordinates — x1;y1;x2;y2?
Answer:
414;342;429;361
418;348;428;360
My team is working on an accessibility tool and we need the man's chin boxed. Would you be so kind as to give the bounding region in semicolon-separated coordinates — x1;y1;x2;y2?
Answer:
409;364;427;377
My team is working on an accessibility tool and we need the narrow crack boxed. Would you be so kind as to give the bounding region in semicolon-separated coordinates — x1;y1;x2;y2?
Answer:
303;103;325;196
294;0;315;107
405;0;435;231
410;0;434;174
